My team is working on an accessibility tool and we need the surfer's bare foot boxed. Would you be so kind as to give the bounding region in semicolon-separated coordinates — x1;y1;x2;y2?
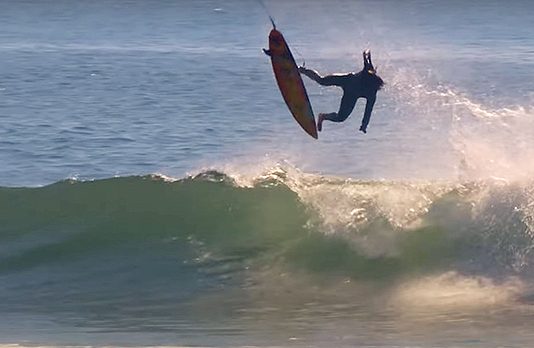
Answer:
317;114;325;132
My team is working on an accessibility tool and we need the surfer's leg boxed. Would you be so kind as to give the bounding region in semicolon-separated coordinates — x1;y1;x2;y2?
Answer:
317;113;334;131
318;94;357;131
335;94;358;122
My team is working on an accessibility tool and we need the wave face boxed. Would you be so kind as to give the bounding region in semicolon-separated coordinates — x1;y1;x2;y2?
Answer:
2;168;534;346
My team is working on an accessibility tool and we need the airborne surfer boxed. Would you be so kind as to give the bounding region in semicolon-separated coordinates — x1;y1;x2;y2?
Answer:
298;50;384;133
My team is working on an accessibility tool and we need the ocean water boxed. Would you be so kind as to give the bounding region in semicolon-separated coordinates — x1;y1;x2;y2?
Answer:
2;0;534;347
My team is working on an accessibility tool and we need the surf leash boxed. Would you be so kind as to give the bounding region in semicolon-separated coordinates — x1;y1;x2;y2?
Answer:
256;0;276;29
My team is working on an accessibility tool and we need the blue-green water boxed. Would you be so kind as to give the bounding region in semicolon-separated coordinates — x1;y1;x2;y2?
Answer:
2;1;534;347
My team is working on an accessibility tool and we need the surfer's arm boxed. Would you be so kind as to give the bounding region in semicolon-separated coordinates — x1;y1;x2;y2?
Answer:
360;94;376;133
263;48;271;56
298;67;346;87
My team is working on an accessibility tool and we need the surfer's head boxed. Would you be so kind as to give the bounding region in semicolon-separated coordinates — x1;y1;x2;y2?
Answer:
368;72;384;91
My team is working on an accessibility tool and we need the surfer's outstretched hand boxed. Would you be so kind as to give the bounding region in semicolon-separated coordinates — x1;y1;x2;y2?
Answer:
298;66;309;74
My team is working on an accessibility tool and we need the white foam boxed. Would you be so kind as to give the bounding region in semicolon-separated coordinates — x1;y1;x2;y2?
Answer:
391;271;523;310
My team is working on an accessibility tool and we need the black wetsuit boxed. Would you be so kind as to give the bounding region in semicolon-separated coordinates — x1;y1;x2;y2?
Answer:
299;50;383;133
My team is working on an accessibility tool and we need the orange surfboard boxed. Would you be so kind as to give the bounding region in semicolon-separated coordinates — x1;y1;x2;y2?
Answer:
265;28;318;139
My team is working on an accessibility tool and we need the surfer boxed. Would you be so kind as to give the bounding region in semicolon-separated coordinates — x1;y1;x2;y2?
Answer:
298;50;384;133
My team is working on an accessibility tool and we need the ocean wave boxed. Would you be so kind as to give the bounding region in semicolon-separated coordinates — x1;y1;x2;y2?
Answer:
1;166;534;281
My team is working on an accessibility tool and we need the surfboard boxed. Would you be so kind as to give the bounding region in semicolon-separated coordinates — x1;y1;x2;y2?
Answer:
265;28;318;139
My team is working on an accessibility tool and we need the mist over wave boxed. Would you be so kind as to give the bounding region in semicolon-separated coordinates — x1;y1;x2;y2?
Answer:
303;60;532;184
